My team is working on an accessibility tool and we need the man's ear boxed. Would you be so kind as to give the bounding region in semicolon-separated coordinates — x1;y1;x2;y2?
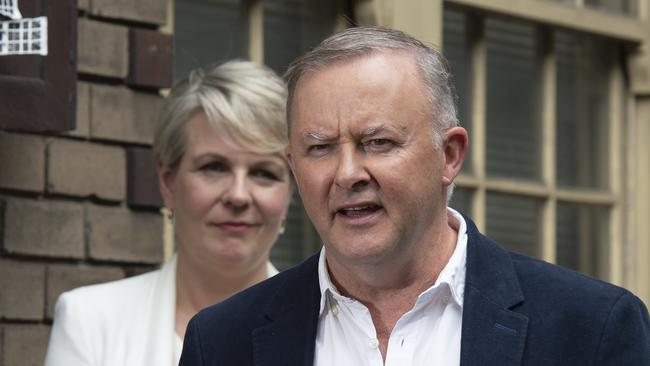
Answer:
442;127;468;187
156;159;176;212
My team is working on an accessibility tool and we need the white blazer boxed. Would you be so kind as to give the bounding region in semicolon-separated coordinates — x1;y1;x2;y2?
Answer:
44;256;279;366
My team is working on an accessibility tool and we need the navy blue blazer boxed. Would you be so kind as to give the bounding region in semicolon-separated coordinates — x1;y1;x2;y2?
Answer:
180;217;650;365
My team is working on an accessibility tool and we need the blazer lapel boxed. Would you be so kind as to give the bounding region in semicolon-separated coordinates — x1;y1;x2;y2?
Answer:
460;218;529;366
252;255;321;366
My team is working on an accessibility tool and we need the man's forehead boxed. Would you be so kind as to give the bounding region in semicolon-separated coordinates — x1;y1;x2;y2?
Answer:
296;49;418;87
288;50;429;143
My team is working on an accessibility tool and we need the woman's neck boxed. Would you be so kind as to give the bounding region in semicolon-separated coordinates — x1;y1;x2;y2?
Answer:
174;251;269;338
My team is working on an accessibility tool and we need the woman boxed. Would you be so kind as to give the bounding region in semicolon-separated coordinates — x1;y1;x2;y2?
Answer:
44;60;292;366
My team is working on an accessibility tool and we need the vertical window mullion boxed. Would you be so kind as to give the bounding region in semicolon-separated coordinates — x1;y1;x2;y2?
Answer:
540;27;557;264
248;0;264;64
609;54;625;285
468;13;486;231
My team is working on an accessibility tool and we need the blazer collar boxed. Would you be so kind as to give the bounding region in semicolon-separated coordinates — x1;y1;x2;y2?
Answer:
249;216;530;366
460;216;529;366
252;254;321;366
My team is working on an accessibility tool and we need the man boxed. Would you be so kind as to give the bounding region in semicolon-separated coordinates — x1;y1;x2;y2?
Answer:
180;26;650;365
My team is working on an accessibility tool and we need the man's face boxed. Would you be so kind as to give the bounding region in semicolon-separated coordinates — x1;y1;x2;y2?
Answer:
287;51;454;268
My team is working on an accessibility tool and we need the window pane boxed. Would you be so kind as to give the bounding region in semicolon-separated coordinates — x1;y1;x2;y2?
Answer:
585;0;638;17
486;192;542;257
486;18;542;181
271;191;320;270
174;0;248;80
556;202;609;280
556;31;613;189
449;186;472;217
443;7;472;174
263;0;339;75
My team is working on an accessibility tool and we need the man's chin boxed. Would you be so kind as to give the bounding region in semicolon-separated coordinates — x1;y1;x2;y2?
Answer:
325;239;397;267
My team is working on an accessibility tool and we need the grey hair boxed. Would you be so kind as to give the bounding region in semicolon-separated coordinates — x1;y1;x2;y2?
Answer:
154;60;288;171
284;26;460;203
284;26;459;148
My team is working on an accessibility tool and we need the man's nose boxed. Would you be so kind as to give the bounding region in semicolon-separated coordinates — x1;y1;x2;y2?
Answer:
223;173;252;209
334;146;370;191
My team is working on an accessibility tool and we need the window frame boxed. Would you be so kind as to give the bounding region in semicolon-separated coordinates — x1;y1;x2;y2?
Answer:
0;0;77;132
445;3;628;284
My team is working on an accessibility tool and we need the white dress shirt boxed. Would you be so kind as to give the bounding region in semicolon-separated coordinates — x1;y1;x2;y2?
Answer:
314;208;468;366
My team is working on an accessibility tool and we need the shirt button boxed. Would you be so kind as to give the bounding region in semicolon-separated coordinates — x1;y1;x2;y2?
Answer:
442;296;450;304
368;338;379;349
331;304;339;316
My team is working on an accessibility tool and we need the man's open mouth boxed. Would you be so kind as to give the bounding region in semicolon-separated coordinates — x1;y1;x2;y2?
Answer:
337;204;383;218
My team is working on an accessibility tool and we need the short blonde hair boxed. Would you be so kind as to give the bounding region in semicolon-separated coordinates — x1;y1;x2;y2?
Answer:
154;60;288;170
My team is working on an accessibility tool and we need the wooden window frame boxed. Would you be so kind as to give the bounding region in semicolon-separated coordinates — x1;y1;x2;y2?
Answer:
446;4;627;284
446;0;646;43
0;0;77;132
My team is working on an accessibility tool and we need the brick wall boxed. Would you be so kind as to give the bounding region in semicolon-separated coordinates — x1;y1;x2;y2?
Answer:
0;1;171;365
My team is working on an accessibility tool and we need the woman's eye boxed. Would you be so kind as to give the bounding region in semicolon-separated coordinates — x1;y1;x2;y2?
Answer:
200;161;226;172
251;169;280;181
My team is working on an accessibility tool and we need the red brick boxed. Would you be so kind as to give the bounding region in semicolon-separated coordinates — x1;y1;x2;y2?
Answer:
128;29;173;88
77;18;128;78
46;264;124;319
2;324;50;366
47;138;126;201
2;198;84;258
90;84;160;144
0;133;45;192
0;260;45;320
87;205;163;263
90;0;167;25
127;147;163;208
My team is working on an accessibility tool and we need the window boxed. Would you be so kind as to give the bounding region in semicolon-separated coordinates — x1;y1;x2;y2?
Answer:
443;5;625;282
173;0;249;80
0;0;76;132
584;0;638;16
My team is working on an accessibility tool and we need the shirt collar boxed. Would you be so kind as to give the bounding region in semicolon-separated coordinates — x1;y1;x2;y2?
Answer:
427;207;467;307
317;207;468;315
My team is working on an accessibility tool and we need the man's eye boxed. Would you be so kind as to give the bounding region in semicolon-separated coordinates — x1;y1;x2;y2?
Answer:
369;139;391;146
251;169;280;181
364;139;394;151
307;144;331;155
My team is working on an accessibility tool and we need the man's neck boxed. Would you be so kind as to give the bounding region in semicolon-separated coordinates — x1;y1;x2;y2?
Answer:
325;210;460;360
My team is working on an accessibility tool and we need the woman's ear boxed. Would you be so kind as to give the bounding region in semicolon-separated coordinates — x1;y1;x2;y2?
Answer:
284;145;295;175
442;127;469;187
157;159;176;212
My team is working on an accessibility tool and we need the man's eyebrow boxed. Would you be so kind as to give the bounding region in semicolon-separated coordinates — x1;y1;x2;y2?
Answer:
301;131;333;142
360;124;405;137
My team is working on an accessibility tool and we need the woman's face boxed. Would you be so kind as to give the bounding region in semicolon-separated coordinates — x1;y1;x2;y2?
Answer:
159;110;291;273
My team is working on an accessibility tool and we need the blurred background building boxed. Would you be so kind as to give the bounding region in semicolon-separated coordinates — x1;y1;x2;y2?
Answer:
0;0;649;364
